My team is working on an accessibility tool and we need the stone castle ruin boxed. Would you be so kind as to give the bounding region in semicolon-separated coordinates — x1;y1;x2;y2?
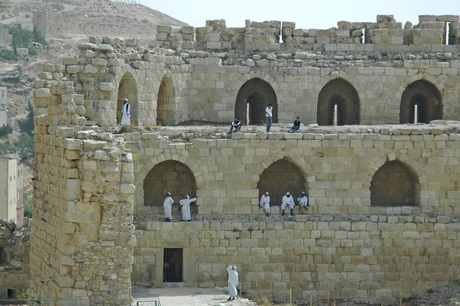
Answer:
30;15;459;304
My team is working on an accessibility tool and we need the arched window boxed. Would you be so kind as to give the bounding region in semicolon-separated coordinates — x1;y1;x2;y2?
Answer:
117;72;137;125
157;75;175;125
370;160;420;207
235;78;277;125
317;78;360;126
400;80;442;124
257;159;306;205
143;161;197;214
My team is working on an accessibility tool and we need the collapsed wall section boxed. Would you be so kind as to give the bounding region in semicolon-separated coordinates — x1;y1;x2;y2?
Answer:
31;73;136;304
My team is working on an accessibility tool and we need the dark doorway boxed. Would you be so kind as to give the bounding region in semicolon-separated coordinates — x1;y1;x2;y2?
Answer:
235;78;277;125
163;248;183;282
157;75;175;126
317;78;360;126
400;80;442;124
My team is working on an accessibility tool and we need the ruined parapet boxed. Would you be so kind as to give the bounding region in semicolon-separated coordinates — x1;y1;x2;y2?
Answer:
31;68;136;304
155;15;460;53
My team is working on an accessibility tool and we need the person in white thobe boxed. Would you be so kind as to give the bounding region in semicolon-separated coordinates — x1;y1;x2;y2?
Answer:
259;192;271;216
163;192;174;222
227;265;239;301
179;195;196;221
297;191;309;213
281;192;295;216
121;98;131;126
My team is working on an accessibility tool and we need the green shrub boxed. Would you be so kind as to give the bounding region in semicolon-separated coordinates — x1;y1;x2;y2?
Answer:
0;124;13;138
18;101;34;136
24;204;32;218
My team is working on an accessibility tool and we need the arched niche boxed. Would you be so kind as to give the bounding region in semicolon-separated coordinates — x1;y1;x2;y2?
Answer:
157;75;175;126
370;160;420;207
235;78;277;125
317;78;360;126
143;160;197;214
400;80;442;124
257;158;307;205
117;72;138;125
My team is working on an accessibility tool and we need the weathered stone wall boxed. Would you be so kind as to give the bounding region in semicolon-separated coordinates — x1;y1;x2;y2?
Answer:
31;78;136;304
133;215;458;304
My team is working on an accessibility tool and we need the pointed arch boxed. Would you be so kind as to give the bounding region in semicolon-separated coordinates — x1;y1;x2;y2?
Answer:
370;160;420;207
143;160;197;214
317;78;360;126
117;71;138;125
235;78;277;125
157;74;175;126
257;158;307;206
400;80;442;124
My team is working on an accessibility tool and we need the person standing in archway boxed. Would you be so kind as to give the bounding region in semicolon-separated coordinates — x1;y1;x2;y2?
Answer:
121;98;131;126
163;192;174;222
179;195;197;221
265;103;273;133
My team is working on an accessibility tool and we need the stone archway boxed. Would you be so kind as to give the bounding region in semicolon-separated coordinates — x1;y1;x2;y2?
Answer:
117;72;138;125
370;160;420;206
143;160;197;215
157;75;175;126
317;78;360;126
257;158;306;206
400;80;442;124
235;78;277;125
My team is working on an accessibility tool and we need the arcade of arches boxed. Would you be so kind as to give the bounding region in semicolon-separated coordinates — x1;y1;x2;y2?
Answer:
235;78;277;125
370;160;420;207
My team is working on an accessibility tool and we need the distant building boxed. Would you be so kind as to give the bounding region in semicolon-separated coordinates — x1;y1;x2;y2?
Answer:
0;87;7;127
0;158;21;225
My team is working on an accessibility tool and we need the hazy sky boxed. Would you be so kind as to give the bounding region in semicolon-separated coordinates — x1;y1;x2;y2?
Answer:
142;0;459;30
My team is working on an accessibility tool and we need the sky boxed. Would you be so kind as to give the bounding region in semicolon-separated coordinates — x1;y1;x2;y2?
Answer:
142;0;460;30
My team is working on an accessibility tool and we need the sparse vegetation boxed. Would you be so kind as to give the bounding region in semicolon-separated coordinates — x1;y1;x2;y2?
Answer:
0;26;46;60
0;124;13;138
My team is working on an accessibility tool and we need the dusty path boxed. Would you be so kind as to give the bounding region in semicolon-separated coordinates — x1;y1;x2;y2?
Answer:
132;285;256;306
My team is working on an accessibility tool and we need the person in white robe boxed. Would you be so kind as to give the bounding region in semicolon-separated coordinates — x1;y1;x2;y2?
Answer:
281;192;295;216
297;191;309;213
227;265;239;301
121;98;131;126
259;192;270;216
179;195;196;221
163;192;174;222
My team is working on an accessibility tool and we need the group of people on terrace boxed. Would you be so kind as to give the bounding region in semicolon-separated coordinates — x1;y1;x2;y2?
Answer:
259;191;309;217
162;190;309;222
229;103;301;134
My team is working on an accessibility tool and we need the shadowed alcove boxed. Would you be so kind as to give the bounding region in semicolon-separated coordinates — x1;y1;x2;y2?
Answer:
370;160;420;207
317;78;360;126
143;161;197;215
400;80;442;124
257;159;306;206
157;75;175;126
235;78;277;125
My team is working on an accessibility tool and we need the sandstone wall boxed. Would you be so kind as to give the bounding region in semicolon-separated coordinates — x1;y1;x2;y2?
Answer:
133;215;459;304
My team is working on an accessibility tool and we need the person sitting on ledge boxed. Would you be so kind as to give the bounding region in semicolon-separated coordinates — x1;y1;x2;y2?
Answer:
289;116;301;133
229;116;241;133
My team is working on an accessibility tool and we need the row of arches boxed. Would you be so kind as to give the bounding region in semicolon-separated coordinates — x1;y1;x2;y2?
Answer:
141;158;420;211
116;71;443;126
